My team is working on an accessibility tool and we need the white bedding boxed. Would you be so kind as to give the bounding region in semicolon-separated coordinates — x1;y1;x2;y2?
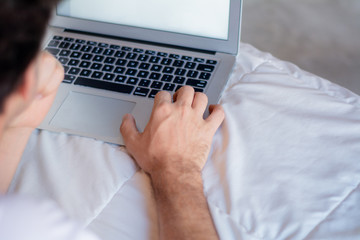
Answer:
10;43;360;240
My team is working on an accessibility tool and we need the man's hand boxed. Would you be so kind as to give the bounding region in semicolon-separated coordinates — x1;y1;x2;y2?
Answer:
0;51;63;193
120;86;224;240
120;86;224;177
8;51;64;130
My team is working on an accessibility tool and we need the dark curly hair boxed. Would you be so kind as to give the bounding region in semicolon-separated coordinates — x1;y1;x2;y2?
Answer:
0;0;60;113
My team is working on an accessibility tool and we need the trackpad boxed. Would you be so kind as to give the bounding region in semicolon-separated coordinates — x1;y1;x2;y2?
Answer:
50;92;136;138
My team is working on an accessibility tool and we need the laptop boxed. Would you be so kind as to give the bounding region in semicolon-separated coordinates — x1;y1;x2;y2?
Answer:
40;0;243;145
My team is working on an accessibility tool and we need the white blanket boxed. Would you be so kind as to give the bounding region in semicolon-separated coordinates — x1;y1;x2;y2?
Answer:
10;43;360;240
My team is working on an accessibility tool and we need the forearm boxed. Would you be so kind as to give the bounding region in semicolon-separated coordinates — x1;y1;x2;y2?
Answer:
151;170;219;240
0;127;33;193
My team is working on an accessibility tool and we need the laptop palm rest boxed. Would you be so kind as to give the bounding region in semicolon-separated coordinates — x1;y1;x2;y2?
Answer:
50;92;136;138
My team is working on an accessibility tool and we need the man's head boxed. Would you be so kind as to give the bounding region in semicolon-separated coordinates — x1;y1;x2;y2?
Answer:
0;0;60;113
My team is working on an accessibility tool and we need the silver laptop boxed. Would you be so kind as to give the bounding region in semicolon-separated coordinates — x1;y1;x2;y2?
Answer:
40;0;242;145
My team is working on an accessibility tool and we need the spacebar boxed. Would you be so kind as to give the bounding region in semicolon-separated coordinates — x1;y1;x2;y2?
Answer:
74;77;134;94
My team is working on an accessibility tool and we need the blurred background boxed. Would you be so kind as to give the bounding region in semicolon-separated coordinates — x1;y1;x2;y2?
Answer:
241;0;360;95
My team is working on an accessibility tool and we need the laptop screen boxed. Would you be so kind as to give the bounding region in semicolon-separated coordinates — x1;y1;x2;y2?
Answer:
57;0;230;40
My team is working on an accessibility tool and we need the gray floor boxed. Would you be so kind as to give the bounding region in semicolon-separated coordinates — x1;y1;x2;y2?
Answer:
241;0;360;95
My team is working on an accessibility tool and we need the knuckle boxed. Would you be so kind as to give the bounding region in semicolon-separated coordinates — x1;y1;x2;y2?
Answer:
155;101;172;115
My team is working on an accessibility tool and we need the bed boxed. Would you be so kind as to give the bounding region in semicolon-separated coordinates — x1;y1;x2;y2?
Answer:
9;43;360;240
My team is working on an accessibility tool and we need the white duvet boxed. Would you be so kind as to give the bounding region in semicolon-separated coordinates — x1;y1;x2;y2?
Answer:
10;43;360;240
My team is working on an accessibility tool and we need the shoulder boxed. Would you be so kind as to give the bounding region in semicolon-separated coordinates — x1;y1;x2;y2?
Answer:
0;195;99;240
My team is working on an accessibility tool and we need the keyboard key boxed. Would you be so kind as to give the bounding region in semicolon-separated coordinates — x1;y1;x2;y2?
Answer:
127;61;139;68
138;54;149;62
93;55;104;62
134;87;150;97
70;43;81;50
139;79;151;87
64;37;74;42
169;54;180;59
53;36;63;40
75;39;86;44
46;48;60;56
194;88;204;92
59;42;70;49
125;68;137;76
81;53;93;60
149;72;161;80
91;71;103;79
75;77;134;94
149;89;159;98
87;41;97;46
149;56;161;63
115;59;127;66
199;72;211;80
98;43;109;48
58;57;69;65
186;79;207;88
139;63;150;70
70;51;82;58
80;69;92;77
161;74;173;82
110;44;121;49
194;58;205;63
206;60;217;65
181;56;192;61
92;47;103;54
81;45;93;52
151;81;163;89
163;67;174;74
157;52;168;57
103;49;115;56
69;67;81;75
137;71;149;78
173;60;184;67
114;67;126;74
187;70;199;78
173;76;186;84
145;50;156;55
122;46;132;51
175;85;183;92
133;48;144;53
48;40;60;47
102;65;114;72
63;74;76;83
197;64;215;72
127;77;139;85
59;50;71;57
79;61;91;68
151;65;162;72
91;63;103;70
104;57;116;64
68;59;80;66
103;73;115;81
185;62;196;69
115;75;127;83
115;51;126;58
126;53;138;60
174;68;186;76
163;83;175;91
64;66;69;73
161;58;172;65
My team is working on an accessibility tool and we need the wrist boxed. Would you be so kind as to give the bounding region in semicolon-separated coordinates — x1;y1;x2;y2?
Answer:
150;167;204;195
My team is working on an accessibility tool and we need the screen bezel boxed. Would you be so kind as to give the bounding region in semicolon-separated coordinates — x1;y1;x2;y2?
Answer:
50;0;242;55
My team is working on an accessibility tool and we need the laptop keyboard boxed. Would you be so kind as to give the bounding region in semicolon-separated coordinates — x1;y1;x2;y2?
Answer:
46;36;218;98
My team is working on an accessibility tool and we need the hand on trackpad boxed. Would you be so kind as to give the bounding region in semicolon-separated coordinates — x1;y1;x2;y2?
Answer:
50;92;136;138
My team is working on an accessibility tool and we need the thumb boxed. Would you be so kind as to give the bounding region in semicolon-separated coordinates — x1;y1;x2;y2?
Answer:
120;114;139;145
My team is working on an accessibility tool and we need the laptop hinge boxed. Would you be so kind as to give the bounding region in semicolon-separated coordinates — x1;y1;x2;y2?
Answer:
65;29;216;55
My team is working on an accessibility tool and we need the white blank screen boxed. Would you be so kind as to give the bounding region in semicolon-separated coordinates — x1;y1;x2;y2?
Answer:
58;0;230;40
